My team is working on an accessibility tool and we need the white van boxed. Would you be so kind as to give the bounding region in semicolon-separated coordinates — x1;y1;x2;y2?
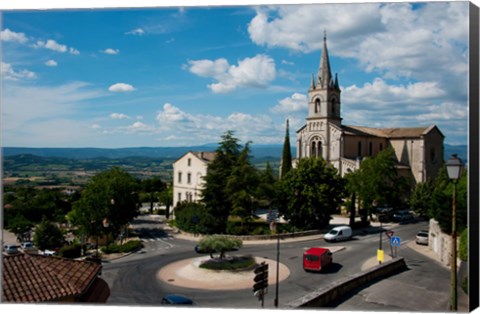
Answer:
324;226;353;242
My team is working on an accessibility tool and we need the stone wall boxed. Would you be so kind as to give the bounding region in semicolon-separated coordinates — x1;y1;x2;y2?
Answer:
286;258;408;308
429;218;453;266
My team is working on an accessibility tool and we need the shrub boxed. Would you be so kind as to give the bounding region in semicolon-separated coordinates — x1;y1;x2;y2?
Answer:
459;228;468;261
102;240;142;254
199;255;256;271
59;244;82;258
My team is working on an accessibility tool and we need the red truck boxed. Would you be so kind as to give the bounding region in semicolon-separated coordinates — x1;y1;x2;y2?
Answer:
303;247;333;272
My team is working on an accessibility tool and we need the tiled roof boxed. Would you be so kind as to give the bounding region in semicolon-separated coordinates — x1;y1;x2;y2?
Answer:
192;151;216;162
343;125;435;138
2;253;102;302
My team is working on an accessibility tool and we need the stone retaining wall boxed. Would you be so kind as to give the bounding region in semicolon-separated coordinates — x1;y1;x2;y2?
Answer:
286;257;408;308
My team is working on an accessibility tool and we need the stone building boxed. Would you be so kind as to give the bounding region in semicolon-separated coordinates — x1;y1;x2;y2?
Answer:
296;34;444;184
172;151;216;211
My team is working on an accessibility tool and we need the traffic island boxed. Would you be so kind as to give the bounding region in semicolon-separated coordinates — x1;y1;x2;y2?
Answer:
286;257;408;308
157;256;290;290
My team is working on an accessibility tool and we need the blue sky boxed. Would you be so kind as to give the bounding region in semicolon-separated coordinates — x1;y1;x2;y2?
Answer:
1;1;471;148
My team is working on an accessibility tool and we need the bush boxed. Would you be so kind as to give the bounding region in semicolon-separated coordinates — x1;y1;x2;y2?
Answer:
459;228;468;261
59;244;82;258
199;255;256;271
102;240;142;254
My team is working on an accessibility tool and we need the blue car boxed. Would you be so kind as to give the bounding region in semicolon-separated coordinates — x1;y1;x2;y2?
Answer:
161;294;195;305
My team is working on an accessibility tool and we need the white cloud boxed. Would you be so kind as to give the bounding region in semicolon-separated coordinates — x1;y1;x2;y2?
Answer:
69;47;80;55
2;81;105;145
187;54;276;93
122;121;156;134
125;28;145;36
45;60;58;67
416;102;468;121
102;48;120;55
1;28;28;43
33;39;80;54
108;83;136;92
156;103;192;123
343;78;446;108
110;113;130;119
270;93;307;114
91;123;101;129
1;62;36;80
247;2;468;99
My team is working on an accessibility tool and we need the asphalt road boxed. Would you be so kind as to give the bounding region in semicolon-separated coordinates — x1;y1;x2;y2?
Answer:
100;215;450;311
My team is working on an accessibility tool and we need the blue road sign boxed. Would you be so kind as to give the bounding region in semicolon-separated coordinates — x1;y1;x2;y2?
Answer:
391;236;401;247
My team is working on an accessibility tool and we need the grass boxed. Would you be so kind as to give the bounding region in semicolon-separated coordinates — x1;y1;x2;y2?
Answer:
199;255;256;271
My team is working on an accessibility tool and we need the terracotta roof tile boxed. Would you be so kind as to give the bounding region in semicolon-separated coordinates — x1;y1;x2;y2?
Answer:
343;125;434;138
2;253;102;302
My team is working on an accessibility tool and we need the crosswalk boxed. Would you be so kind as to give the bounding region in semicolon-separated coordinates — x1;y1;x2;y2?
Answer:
140;235;173;242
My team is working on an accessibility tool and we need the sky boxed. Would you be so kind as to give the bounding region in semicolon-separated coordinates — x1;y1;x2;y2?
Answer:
0;0;473;148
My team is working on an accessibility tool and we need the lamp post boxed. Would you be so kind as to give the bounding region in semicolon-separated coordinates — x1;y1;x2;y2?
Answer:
445;154;464;312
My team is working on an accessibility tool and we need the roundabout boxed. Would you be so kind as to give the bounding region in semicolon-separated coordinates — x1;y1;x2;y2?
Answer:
157;255;291;290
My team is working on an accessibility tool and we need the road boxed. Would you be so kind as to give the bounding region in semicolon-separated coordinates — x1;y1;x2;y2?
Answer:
100;215;449;310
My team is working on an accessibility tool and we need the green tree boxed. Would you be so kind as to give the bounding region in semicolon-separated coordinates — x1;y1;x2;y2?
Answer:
159;184;173;219
353;147;408;222
197;235;243;259
7;215;34;243
174;201;213;235
33;218;64;251
226;142;260;226
142;177;165;214
256;162;277;208
280;119;292;179
408;180;435;218
201;130;242;233
430;168;467;233
277;157;346;230
68;167;140;242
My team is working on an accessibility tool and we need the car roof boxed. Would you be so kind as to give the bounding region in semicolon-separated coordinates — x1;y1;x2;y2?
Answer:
163;294;194;304
304;247;330;255
332;225;351;230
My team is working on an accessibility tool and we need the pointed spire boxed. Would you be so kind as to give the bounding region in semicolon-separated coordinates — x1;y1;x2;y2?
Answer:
310;73;316;90
318;30;332;89
334;73;339;90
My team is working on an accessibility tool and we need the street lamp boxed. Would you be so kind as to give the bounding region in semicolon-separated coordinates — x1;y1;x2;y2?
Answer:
445;154;464;311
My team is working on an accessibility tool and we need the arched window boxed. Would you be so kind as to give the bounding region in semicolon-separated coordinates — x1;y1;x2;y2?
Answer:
315;99;320;113
311;138;322;158
331;97;337;115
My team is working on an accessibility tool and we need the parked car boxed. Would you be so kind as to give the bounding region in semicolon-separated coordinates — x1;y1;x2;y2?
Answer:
303;247;332;272
21;242;36;252
324;226;352;242
3;244;19;255
393;210;413;222
42;249;56;257
416;230;429;245
161;294;195;305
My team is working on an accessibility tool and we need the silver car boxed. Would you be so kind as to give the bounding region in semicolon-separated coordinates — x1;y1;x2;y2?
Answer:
4;244;19;254
416;230;429;245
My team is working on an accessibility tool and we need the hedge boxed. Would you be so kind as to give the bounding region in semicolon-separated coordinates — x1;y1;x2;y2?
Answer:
102;240;143;254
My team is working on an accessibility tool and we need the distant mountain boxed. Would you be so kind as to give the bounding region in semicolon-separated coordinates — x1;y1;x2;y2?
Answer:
444;144;468;164
2;144;293;161
3;143;466;163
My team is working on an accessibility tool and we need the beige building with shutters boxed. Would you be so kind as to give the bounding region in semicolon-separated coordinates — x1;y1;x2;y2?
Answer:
172;151;216;209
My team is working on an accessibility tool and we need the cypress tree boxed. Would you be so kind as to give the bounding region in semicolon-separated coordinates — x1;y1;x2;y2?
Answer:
280;119;292;179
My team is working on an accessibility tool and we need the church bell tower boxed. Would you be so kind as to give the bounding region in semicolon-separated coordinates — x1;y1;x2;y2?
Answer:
307;32;341;126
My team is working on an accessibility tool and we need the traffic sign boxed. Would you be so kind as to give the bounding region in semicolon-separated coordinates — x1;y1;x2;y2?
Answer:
391;236;401;247
385;230;394;238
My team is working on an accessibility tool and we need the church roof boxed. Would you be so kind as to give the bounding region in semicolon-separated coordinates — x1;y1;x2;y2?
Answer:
342;124;442;139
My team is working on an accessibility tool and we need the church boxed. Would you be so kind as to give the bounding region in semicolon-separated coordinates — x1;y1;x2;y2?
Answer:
295;34;444;184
